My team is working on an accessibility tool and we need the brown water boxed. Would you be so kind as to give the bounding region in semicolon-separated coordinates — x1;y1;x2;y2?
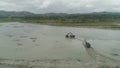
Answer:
0;22;120;67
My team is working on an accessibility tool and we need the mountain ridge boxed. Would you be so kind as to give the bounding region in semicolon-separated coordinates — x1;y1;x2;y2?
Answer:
0;10;120;18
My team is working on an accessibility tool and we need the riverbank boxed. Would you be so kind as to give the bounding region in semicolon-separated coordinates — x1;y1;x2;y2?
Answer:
1;20;120;29
0;58;119;68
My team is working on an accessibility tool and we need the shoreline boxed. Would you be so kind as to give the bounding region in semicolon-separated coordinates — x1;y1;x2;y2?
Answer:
22;21;120;30
0;21;120;29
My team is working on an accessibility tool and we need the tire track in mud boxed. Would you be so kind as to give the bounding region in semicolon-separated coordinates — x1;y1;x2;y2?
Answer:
81;39;120;63
85;47;115;62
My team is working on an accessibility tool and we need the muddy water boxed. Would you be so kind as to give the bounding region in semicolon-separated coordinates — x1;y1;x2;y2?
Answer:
0;22;91;61
0;65;21;68
0;65;14;68
0;22;120;65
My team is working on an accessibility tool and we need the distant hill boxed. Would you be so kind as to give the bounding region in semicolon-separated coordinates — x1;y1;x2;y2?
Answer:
0;11;35;18
0;10;120;20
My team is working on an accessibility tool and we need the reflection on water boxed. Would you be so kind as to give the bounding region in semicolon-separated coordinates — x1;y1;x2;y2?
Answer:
0;22;120;67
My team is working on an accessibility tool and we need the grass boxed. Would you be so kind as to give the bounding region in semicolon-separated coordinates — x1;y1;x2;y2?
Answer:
0;18;120;29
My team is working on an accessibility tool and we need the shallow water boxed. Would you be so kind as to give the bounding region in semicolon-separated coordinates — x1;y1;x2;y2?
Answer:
0;22;120;65
0;65;19;68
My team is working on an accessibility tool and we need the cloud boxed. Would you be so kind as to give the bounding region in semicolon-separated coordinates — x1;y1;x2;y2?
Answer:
0;1;9;6
39;0;52;9
0;0;120;13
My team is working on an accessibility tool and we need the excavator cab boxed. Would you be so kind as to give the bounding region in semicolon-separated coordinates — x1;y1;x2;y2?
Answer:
65;32;75;39
83;40;91;48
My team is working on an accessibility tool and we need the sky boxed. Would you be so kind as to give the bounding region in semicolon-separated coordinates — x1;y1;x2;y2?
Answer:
0;0;120;13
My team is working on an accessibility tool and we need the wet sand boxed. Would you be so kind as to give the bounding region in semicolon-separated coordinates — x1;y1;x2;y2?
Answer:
0;45;119;68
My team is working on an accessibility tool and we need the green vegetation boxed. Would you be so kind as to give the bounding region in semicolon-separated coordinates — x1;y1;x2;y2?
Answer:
0;11;120;28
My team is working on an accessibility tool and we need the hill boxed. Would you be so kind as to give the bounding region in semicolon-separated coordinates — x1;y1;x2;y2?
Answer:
0;10;34;18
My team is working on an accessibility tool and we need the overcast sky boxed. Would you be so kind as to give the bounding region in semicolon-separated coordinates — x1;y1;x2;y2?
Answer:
0;0;120;13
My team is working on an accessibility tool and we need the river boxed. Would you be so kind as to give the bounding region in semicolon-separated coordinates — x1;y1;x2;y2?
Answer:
0;22;120;68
